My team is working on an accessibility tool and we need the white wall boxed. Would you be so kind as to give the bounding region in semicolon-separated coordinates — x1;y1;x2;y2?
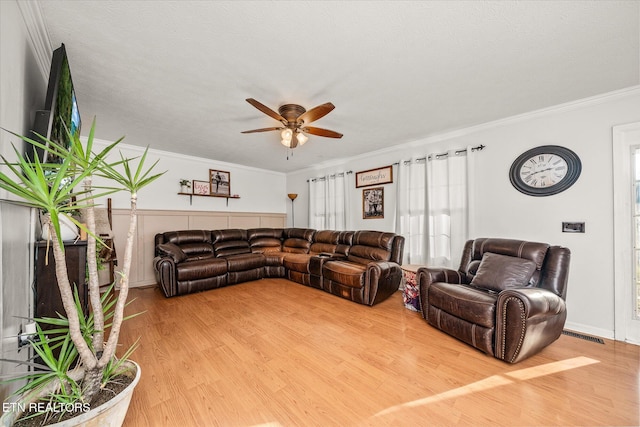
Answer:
0;0;49;404
286;87;640;339
90;139;287;214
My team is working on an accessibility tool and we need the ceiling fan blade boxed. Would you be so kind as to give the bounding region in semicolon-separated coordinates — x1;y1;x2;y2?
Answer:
241;127;283;134
246;98;287;123
297;103;335;124
301;126;343;139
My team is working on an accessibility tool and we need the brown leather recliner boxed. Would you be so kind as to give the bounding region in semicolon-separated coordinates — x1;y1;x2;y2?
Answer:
212;229;265;285
283;230;353;288
322;231;404;306
418;238;570;363
154;230;227;296
248;228;286;278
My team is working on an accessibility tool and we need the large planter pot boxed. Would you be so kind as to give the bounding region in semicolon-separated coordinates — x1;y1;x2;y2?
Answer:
1;361;140;427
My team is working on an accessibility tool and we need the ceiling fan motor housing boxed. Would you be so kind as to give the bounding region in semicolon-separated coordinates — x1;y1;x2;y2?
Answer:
278;104;307;124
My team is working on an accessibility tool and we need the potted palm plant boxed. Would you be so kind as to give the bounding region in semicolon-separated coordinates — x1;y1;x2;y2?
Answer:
0;118;163;426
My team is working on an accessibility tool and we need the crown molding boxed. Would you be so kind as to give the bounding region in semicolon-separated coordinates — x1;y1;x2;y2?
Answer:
17;0;52;80
288;85;640;176
90;138;286;177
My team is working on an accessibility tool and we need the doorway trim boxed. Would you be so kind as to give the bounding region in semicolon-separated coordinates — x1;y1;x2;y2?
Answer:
612;121;640;344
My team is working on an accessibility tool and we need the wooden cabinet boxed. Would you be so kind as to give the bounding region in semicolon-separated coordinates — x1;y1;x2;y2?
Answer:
34;240;88;320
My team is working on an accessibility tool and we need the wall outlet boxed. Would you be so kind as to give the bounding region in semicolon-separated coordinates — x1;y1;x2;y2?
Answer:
17;322;37;348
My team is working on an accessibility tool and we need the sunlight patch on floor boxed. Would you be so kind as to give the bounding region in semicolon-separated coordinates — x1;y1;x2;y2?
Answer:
505;356;599;380
374;356;600;417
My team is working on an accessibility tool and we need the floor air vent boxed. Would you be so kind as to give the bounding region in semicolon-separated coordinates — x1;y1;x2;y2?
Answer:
562;330;605;344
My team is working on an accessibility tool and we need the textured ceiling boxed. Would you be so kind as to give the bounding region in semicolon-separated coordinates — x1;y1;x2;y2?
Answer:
37;1;639;173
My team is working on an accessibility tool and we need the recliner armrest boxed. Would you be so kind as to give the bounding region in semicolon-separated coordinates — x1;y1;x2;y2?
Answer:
417;267;464;287
417;267;465;319
498;287;566;318
495;287;567;363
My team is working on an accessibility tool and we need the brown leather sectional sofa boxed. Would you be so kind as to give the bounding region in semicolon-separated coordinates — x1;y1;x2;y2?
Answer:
154;228;405;305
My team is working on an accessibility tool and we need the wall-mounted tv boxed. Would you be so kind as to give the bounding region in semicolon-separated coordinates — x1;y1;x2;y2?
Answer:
31;43;81;164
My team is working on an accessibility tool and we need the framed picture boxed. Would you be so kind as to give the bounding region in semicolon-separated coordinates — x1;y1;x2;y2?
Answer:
209;169;231;196
356;165;393;188
363;187;384;219
192;180;211;195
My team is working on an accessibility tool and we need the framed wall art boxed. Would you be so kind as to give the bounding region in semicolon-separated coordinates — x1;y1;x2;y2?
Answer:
356;165;393;188
209;169;231;196
363;187;384;219
192;180;211;195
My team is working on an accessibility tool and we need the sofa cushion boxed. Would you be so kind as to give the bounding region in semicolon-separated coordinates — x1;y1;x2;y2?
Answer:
162;230;211;245
310;230;340;255
263;252;286;266
215;240;251;257
157;242;187;263
310;242;338;255
283;253;311;273
248;228;283;253
470;252;536;292
348;245;391;265
212;229;251;257
346;231;395;265
225;253;265;272
176;258;227;281
282;228;315;253
180;242;215;258
322;260;367;288
429;282;497;328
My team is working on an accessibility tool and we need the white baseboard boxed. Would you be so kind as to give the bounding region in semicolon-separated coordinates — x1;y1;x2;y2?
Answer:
564;321;614;340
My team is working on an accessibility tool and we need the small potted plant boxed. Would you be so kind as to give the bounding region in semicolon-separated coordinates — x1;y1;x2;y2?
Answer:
179;179;191;193
0;118;164;426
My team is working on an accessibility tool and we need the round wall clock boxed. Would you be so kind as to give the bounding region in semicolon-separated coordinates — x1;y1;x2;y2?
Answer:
509;145;581;196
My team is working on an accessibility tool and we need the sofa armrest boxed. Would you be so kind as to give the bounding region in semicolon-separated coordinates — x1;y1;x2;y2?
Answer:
154;256;177;297
365;261;403;305
495;288;567;363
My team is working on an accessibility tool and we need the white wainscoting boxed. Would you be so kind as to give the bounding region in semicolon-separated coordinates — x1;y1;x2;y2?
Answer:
110;209;286;288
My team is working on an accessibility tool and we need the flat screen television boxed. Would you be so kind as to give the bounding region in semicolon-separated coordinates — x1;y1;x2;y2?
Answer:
31;43;81;164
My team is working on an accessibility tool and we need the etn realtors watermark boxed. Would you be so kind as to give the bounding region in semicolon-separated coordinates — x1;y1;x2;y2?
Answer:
3;401;90;414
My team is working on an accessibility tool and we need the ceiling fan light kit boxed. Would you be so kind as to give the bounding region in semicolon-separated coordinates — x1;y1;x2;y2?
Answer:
242;98;343;157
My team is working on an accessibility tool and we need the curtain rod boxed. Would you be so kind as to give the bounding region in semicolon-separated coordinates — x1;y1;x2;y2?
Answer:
306;144;486;181
403;144;486;164
307;170;353;182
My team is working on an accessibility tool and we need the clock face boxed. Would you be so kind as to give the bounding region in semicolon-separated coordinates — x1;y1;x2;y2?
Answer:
518;153;568;188
509;146;581;196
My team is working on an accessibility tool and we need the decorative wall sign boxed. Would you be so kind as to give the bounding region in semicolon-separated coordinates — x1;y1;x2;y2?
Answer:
356;165;393;188
363;187;384;219
209;169;231;196
192;180;211;195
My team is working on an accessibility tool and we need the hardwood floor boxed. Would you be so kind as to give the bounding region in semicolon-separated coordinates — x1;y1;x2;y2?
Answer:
119;279;639;426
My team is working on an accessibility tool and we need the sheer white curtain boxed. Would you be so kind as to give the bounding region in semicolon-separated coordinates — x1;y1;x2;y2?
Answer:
396;147;477;267
395;159;427;264
308;172;350;230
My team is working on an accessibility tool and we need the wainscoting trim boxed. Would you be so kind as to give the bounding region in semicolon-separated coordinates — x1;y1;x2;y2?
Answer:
109;209;286;288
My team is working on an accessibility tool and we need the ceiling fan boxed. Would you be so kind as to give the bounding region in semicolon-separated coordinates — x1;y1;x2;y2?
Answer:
241;98;343;149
